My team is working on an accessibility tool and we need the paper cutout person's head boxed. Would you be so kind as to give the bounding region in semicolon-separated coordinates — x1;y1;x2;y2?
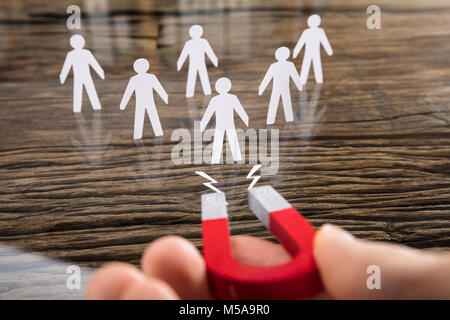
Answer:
134;58;150;74
189;25;203;38
275;47;290;61
70;34;85;49
307;15;321;28
215;77;231;94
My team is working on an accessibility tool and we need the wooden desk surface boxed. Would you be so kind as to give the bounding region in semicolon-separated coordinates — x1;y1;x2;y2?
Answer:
0;0;449;296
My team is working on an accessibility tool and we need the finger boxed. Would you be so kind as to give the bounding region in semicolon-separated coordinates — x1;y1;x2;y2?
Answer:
141;236;212;299
230;235;291;266
231;235;328;299
314;224;450;299
85;262;146;300
121;276;179;300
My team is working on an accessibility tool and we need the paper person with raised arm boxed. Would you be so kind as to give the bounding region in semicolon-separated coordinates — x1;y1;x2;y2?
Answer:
259;47;303;125
200;78;249;164
293;14;333;85
177;25;218;98
120;58;168;139
60;34;105;113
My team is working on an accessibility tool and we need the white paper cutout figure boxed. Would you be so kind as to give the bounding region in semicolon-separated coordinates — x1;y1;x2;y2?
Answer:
293;15;333;85
120;58;168;139
259;47;303;125
200;78;249;164
177;25;218;98
60;35;105;113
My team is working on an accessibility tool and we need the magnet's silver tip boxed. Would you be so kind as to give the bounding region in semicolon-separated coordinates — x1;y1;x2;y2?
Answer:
248;185;291;229
201;192;228;221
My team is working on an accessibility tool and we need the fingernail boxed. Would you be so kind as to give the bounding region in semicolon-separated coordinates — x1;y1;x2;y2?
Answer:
320;224;355;242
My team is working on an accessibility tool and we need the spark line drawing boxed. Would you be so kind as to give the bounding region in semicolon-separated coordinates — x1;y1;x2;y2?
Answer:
196;171;228;205
247;164;262;189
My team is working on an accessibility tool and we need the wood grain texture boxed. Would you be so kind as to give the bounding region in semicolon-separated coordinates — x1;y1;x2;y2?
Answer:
0;0;449;298
0;245;92;299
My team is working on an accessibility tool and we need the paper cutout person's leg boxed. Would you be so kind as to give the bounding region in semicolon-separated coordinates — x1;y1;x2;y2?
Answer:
312;55;323;84
198;63;212;96
300;54;313;85
84;78;102;110
134;106;146;140
186;65;198;98
281;91;294;122
147;104;163;136
267;90;281;125
211;129;225;164
226;129;242;161
73;79;83;113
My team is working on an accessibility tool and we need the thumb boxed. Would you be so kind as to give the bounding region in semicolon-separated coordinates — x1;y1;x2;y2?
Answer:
314;224;450;299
